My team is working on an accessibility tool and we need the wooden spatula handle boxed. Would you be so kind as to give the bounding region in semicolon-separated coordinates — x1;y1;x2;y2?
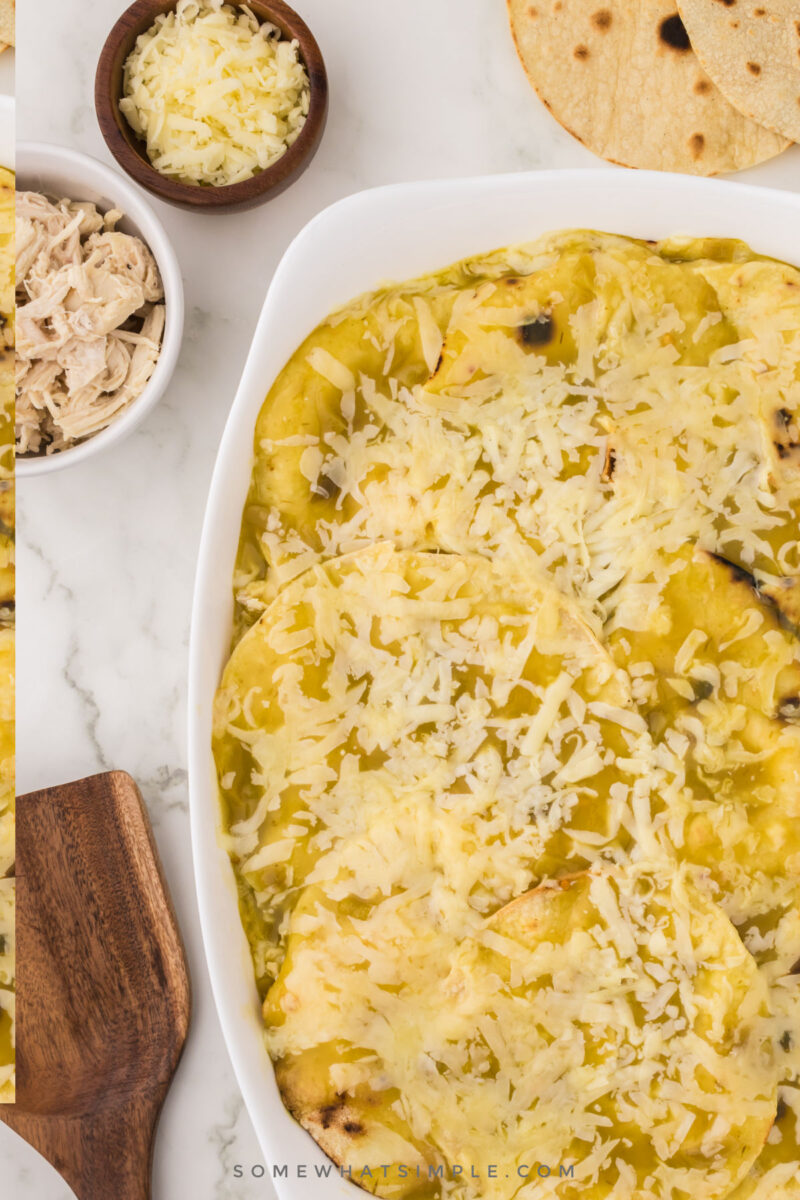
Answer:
3;1104;155;1200
0;773;190;1200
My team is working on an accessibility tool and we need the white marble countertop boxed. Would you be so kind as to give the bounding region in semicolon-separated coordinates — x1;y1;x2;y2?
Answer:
6;1;800;1196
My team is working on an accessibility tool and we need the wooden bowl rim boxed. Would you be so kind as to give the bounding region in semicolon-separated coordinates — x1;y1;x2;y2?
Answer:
94;0;328;212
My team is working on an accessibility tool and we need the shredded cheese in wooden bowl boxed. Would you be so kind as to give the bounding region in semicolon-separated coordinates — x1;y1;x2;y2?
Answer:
120;0;310;188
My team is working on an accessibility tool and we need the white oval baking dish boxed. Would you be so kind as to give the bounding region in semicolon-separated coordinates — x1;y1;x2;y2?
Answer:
189;168;800;1200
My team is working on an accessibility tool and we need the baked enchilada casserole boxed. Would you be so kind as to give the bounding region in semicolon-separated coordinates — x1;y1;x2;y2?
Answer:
213;230;800;1197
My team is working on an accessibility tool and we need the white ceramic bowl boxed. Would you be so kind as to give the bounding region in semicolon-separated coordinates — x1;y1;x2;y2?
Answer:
189;168;800;1200
16;142;184;477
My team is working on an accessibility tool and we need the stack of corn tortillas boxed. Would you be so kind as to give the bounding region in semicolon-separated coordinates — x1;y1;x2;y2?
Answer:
507;0;797;175
679;0;800;145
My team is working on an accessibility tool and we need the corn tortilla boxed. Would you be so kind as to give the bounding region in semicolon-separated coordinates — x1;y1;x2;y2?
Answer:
507;0;789;174
677;0;800;144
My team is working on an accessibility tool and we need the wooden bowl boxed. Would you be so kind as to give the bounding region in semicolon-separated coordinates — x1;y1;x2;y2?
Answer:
95;0;328;213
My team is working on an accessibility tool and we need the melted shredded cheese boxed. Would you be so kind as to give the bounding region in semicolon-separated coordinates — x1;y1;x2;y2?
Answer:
215;230;800;1198
265;866;778;1199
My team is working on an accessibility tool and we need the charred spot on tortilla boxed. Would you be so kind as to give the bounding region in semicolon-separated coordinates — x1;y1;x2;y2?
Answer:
706;551;758;593
591;9;612;30
692;679;715;703
574;44;590;59
312;471;342;503
318;1097;348;1129
694;78;713;94
747;62;762;76
519;313;555;347
760;578;800;635
773;408;800;460
660;14;691;51
690;132;706;158
602;445;616;482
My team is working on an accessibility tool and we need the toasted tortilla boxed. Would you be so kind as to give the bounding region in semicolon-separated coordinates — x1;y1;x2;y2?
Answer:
237;230;800;642
729;1084;800;1200
678;0;800;144
606;544;800;723
607;545;800;915
266;866;779;1199
214;544;664;991
506;0;789;174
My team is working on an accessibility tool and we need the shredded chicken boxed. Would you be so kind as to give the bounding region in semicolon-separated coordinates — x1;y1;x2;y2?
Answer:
15;192;166;455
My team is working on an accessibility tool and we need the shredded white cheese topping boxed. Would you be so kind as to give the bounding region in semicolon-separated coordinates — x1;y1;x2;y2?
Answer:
216;231;800;1198
121;0;310;187
266;866;779;1199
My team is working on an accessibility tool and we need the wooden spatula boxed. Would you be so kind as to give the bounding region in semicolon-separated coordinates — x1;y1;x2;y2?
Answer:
0;771;191;1200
